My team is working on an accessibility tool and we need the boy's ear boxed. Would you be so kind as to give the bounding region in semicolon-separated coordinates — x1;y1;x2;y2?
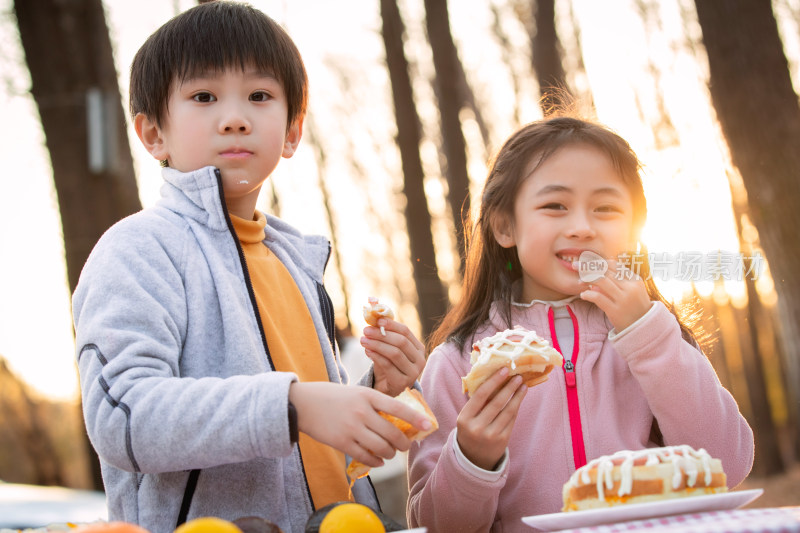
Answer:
491;213;516;248
282;118;304;158
134;113;169;162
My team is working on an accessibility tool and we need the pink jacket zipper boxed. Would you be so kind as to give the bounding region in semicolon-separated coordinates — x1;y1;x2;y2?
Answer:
548;306;587;469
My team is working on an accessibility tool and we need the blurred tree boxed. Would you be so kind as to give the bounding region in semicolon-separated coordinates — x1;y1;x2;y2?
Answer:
304;119;353;334
634;0;681;149
15;0;141;293
424;0;472;273
562;0;595;112
327;66;413;311
380;0;449;340
695;0;800;462
490;3;526;126
0;358;62;486
531;0;572;113
14;0;142;490
453;58;492;151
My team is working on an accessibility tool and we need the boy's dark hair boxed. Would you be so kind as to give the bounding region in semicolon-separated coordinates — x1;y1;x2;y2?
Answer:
129;1;307;129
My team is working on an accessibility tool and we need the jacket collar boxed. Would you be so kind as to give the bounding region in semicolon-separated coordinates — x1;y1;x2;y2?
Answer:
157;165;331;282
485;296;611;339
159;165;229;232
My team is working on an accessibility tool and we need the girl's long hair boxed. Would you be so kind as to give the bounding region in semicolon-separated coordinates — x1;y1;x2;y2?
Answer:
427;117;702;353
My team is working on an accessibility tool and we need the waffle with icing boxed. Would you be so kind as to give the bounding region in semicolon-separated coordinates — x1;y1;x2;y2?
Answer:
461;326;563;397
562;445;728;511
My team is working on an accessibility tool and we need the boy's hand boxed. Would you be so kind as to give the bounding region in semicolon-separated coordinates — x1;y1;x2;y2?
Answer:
577;259;651;332
289;381;433;468
456;367;527;471
361;318;426;397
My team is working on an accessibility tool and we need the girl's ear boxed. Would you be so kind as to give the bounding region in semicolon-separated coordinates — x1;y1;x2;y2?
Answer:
491;213;516;248
134;113;169;162
282;117;304;158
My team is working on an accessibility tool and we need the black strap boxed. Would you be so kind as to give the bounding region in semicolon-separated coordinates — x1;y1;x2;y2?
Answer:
366;475;383;513
176;469;201;527
288;401;299;444
316;282;336;350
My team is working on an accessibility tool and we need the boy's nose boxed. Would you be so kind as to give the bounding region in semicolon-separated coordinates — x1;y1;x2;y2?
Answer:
219;109;251;134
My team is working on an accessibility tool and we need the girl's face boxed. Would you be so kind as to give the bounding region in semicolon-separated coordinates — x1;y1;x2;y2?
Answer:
493;144;636;302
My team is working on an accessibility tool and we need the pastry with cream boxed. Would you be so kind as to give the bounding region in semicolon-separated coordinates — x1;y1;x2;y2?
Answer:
461;326;563;396
562;445;728;511
363;297;394;336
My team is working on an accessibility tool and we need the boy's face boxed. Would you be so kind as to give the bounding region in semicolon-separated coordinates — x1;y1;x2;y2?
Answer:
136;66;301;219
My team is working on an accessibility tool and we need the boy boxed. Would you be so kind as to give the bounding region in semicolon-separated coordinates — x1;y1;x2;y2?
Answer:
72;3;429;531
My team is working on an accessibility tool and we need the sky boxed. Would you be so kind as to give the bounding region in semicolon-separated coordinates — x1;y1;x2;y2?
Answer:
0;0;797;401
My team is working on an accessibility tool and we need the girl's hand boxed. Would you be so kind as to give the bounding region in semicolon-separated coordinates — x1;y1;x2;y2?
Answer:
456;367;527;470
289;381;432;468
361;318;426;397
577;258;651;332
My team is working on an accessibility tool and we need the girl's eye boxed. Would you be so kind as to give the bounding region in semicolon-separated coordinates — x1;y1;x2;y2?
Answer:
192;92;215;103
250;91;271;102
541;203;566;211
596;205;622;213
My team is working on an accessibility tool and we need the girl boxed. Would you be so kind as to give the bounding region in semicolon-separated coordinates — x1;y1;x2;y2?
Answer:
407;117;754;532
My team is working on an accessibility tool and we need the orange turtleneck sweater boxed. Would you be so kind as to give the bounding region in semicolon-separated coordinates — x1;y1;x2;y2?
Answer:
230;211;351;508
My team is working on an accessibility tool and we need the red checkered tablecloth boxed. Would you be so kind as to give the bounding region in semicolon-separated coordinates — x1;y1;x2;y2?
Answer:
552;506;800;533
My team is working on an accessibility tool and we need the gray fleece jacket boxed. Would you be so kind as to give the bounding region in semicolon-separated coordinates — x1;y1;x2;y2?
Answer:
72;166;378;533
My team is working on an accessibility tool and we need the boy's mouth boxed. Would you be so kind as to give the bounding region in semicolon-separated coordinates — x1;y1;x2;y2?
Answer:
220;149;253;158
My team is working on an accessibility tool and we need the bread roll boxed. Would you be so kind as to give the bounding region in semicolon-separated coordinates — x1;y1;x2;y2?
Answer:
346;388;438;481
461;326;563;396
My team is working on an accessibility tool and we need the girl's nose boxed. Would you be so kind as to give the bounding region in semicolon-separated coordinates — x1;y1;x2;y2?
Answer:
567;213;596;239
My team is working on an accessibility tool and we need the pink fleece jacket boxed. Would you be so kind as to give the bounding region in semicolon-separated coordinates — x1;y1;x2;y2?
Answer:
407;299;753;533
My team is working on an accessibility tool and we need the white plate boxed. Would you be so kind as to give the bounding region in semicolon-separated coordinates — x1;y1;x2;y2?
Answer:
522;488;763;531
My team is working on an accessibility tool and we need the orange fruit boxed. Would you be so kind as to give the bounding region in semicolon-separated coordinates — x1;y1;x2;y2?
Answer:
174;517;242;533
319;503;385;533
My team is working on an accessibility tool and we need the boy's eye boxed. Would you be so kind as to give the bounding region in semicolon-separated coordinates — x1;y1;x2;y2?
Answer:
250;91;271;102
192;92;216;103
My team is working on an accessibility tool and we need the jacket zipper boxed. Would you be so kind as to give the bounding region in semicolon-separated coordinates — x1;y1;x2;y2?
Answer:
547;306;587;469
214;170;275;370
214;169;316;510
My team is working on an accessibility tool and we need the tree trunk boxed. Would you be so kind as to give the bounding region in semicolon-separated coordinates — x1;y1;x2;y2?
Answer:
532;0;571;113
694;0;800;461
15;0;142;490
15;0;141;293
423;0;471;273
732;197;786;474
736;273;784;475
380;0;448;340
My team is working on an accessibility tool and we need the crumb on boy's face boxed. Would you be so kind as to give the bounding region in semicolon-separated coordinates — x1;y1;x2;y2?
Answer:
136;66;301;219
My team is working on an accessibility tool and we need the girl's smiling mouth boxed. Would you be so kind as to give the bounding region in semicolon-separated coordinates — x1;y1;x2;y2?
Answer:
557;249;598;271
